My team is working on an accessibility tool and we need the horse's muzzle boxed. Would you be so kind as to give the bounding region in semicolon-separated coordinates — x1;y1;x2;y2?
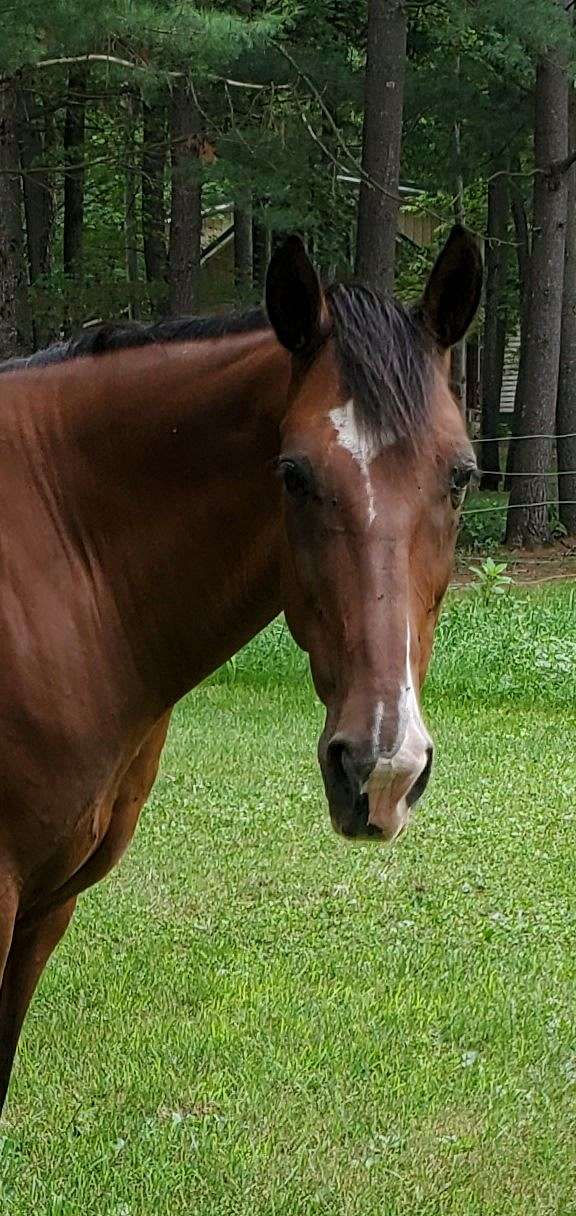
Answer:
323;734;433;841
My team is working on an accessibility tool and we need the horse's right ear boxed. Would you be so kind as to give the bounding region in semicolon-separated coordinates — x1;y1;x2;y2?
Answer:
266;235;325;356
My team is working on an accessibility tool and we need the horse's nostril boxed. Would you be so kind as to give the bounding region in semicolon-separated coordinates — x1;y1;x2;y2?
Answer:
407;744;433;807
326;736;373;797
326;738;351;796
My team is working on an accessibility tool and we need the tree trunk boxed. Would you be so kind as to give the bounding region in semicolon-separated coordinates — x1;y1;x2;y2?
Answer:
234;200;253;297
17;88;54;347
557;84;576;536
0;79;31;357
450;342;467;416
18;89;53;284
466;335;480;434
511;180;531;320
355;0;407;293
450;66;466;416
142;97;168;311
63;64;88;281
505;38;569;548
168;81;202;317
123;91;140;320
504;180;532;489
480;169;509;489
252;214;271;295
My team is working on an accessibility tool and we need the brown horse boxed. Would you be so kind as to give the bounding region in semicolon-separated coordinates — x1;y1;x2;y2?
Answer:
0;227;481;1111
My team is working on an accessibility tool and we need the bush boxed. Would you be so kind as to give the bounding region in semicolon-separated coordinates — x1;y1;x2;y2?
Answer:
457;491;508;551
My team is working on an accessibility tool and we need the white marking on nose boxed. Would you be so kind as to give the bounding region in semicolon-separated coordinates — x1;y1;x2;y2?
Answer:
371;624;430;758
400;622;430;754
372;699;385;752
366;623;431;840
330;398;389;526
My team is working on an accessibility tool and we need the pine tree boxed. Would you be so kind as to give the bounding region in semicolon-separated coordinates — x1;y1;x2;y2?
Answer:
481;166;509;489
557;81;576;536
506;4;571;547
355;0;407;292
0;79;30;356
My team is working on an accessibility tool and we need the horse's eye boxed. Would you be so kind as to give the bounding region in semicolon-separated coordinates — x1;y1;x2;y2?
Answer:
279;459;311;502
450;462;476;509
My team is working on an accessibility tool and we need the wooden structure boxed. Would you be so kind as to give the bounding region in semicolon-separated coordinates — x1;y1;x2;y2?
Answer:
197;187;437;311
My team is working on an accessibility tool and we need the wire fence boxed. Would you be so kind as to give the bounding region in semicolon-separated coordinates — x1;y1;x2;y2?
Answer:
480;469;576;477
473;430;576;444
462;499;576;517
464;430;576;517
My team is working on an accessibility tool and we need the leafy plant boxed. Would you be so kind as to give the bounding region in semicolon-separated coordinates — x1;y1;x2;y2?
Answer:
457;492;508;552
468;557;513;605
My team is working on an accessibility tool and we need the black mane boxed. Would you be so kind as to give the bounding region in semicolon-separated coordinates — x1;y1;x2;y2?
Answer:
325;284;432;444
0;288;432;442
0;308;268;376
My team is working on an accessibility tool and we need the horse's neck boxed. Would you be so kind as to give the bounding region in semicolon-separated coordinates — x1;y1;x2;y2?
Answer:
49;331;291;709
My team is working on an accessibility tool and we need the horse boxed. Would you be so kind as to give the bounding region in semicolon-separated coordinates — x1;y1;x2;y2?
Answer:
0;227;481;1111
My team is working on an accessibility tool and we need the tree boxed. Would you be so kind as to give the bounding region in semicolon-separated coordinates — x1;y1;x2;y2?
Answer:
0;78;31;357
0;0;569;376
122;89;140;320
17;87;55;346
557;82;576;536
122;89;141;320
18;89;54;286
355;0;407;292
168;80;203;316
63;63;88;281
480;167;509;489
0;1;287;343
142;95;168;312
252;210;271;295
234;198;253;296
504;174;531;490
506;10;570;547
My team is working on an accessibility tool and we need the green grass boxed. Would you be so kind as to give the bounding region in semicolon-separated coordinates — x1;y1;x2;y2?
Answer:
3;586;576;1214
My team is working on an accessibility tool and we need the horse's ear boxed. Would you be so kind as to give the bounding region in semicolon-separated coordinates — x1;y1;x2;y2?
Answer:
419;225;483;349
266;235;325;355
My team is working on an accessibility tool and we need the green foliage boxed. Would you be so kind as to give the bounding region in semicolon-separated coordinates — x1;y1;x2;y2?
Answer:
458;492;567;556
4;0;574;344
457;492;509;552
468;557;513;605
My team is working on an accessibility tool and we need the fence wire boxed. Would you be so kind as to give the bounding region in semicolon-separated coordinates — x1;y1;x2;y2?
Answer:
478;469;576;478
465;430;576;517
473;431;576;444
462;498;576;517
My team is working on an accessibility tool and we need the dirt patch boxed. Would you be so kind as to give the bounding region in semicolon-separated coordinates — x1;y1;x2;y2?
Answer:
453;540;576;588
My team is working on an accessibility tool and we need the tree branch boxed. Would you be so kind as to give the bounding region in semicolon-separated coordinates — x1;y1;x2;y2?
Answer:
35;53;292;92
550;146;576;176
486;145;576;186
36;53;147;73
271;40;401;202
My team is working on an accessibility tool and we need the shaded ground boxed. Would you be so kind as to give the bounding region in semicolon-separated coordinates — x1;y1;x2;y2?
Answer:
454;539;576;588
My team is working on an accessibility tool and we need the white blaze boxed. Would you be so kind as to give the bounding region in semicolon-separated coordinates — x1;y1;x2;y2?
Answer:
400;622;430;754
365;624;431;841
328;402;429;841
329;399;380;525
372;699;385;753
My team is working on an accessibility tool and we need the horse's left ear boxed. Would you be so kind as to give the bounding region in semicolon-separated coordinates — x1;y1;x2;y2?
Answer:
419;225;483;349
266;235;325;356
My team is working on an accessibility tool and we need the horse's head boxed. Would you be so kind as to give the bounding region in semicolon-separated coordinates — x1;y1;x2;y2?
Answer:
266;228;482;842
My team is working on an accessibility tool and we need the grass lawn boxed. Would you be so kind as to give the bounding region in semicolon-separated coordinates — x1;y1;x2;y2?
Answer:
2;586;576;1215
